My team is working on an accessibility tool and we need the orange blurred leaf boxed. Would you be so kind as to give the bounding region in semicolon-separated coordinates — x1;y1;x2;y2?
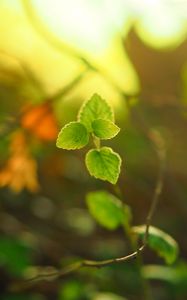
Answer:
0;131;40;193
21;102;58;141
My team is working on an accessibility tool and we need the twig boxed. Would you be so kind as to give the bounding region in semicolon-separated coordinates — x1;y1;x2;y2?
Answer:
124;102;166;245
10;130;165;291
143;129;166;245
8;1;166;289
10;246;145;292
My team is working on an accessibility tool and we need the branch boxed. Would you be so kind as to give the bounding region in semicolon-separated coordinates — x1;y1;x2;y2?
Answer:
7;2;166;289
10;130;165;292
143;129;166;245
125;103;166;245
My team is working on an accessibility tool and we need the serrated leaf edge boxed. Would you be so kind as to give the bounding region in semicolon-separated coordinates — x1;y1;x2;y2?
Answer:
77;93;114;126
56;121;89;150
92;118;120;140
85;146;121;184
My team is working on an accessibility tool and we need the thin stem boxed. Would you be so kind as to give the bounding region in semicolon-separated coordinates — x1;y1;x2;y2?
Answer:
14;2;166;293
19;247;144;287
93;136;101;149
143;130;166;245
113;183;123;199
11;131;165;292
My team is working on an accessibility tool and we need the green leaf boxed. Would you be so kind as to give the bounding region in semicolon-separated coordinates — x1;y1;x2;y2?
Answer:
59;280;85;300
85;147;121;184
56;121;89;150
78;93;114;132
143;262;187;289
86;190;131;230
132;225;179;264
0;237;32;276
92;119;120;140
142;265;178;284
93;292;127;300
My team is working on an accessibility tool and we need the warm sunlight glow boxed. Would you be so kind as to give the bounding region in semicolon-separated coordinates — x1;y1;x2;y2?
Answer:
30;0;187;52
31;0;129;54
134;0;187;48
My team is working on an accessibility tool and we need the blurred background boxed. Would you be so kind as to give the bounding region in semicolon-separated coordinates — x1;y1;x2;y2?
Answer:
0;0;187;299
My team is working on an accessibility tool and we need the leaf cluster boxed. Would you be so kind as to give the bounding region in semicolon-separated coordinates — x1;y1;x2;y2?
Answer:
56;93;179;268
56;93;121;184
